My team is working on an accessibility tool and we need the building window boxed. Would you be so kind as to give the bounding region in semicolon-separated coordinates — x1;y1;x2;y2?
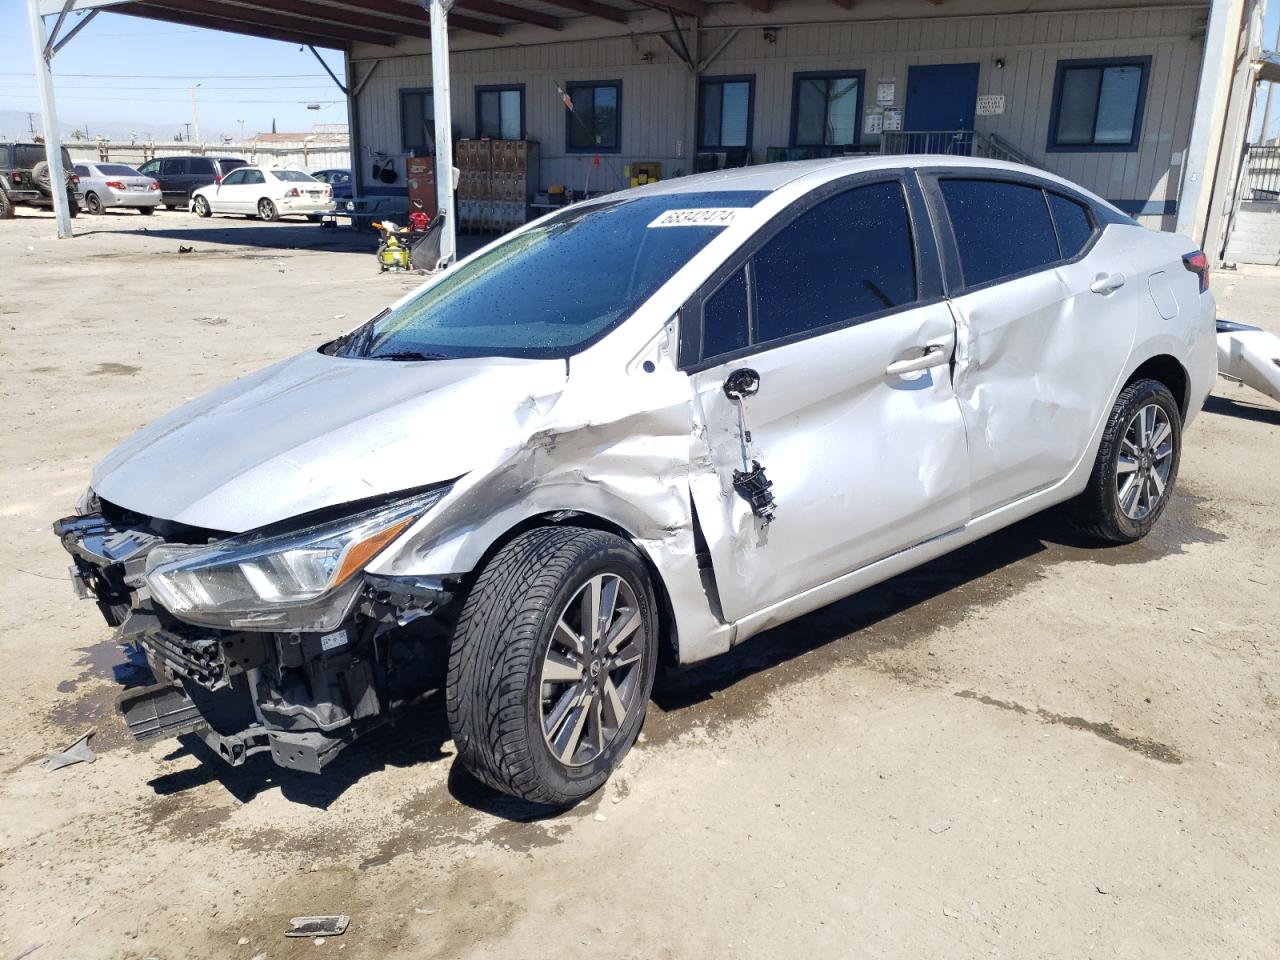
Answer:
400;87;434;152
791;71;864;147
565;80;621;153
476;84;524;140
1048;57;1149;152
698;76;754;149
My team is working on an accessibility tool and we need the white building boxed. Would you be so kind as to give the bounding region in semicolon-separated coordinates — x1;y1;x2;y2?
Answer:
28;0;1275;258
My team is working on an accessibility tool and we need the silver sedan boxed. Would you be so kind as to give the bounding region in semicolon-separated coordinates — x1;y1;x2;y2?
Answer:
73;162;161;214
55;156;1217;805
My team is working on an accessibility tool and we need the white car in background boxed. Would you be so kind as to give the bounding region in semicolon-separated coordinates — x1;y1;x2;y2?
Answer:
73;162;161;215
190;166;334;221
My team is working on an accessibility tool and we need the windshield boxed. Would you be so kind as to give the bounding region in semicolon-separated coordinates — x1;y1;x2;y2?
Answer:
273;169;315;182
329;190;767;361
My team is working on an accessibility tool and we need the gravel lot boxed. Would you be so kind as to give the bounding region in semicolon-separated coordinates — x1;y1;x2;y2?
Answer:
1;207;1277;960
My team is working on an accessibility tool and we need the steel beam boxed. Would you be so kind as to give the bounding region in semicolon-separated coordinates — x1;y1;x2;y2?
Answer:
27;0;72;238
428;0;457;267
311;0;503;36
129;0;396;45
538;0;628;24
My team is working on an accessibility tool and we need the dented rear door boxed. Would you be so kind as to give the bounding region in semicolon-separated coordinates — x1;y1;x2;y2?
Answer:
928;175;1137;517
684;176;971;623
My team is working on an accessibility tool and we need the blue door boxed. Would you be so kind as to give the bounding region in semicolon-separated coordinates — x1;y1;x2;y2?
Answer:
904;63;980;154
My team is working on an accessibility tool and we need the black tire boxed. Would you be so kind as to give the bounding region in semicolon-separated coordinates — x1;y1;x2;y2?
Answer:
1071;378;1182;544
138;205;155;215
447;526;659;806
0;187;13;219
257;198;279;222
166;204;180;211
84;192;104;215
193;196;211;218
66;192;78;218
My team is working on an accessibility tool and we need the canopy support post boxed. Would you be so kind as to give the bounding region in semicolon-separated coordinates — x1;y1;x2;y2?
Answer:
427;0;457;268
26;0;72;238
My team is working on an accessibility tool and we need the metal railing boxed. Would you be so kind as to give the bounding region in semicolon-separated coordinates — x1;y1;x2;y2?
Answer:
1240;144;1280;202
880;129;1043;169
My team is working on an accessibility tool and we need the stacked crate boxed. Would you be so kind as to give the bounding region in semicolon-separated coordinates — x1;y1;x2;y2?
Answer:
455;139;491;232
454;139;539;233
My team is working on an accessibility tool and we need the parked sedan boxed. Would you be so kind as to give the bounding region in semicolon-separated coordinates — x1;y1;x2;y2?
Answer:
309;167;352;201
73;162;161;215
55;157;1215;805
191;166;334;221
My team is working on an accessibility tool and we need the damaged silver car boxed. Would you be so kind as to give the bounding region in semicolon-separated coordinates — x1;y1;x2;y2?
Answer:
56;157;1217;804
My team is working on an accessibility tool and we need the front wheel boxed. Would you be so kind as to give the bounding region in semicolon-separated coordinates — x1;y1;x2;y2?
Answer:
1071;378;1182;543
193;196;211;218
447;526;659;806
257;198;278;222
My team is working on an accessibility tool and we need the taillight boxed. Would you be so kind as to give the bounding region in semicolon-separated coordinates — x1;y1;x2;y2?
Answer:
1183;251;1209;293
213;175;222;184
105;180;125;189
70;173;80;185
149;181;160;191
287;187;300;197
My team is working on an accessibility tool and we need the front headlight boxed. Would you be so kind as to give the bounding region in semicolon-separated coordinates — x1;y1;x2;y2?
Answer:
144;487;447;631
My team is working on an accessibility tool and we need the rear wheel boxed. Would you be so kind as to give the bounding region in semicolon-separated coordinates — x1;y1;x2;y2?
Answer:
447;526;658;806
138;205;155;215
0;187;14;219
193;195;211;218
1072;378;1182;543
66;192;78;218
257;198;278;222
84;192;104;215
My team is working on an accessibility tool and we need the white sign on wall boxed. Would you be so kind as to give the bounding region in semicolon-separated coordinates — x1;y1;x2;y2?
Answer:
882;107;903;132
976;94;1006;116
876;81;896;105
863;106;884;135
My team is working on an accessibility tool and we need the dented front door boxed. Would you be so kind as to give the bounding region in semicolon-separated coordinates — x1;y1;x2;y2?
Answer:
688;301;971;624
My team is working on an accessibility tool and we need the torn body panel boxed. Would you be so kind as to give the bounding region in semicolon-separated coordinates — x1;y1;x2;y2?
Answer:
1216;320;1280;403
686;300;970;625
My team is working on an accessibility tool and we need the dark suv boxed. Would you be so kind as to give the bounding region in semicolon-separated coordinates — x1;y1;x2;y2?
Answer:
135;155;247;209
0;141;82;218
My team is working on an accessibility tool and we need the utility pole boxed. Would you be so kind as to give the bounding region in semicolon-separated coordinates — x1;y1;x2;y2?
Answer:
1263;18;1280;143
190;83;202;144
237;118;246;141
183;122;191;142
27;111;36;134
26;0;71;238
426;0;457;267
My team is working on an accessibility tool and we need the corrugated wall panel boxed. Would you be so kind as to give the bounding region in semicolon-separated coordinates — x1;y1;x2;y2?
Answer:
351;3;1205;224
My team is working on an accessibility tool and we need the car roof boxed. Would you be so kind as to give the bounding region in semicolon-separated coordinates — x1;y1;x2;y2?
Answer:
630;154;1113;209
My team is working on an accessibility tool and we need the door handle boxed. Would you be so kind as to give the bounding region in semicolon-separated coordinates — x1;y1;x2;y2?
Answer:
1090;272;1126;295
886;345;948;377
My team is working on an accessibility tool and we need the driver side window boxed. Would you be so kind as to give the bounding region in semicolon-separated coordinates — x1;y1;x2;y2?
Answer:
220;169;246;186
138;160;159;176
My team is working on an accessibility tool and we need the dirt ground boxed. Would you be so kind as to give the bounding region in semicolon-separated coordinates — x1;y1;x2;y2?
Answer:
1;206;1277;960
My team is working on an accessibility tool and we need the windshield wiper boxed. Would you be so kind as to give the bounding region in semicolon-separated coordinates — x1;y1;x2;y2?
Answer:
369;351;452;362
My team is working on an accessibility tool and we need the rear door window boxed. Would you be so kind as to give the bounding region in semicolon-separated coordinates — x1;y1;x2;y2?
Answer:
242;169;265;185
750;180;917;346
938;179;1059;288
161;158;189;176
1046;192;1095;259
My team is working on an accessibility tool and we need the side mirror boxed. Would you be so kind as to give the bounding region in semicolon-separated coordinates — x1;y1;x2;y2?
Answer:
723;367;760;401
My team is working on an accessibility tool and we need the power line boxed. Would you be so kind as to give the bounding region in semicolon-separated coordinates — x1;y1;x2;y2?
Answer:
0;71;332;79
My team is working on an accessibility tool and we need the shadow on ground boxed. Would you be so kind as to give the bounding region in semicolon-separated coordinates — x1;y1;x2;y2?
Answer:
1203;393;1280;426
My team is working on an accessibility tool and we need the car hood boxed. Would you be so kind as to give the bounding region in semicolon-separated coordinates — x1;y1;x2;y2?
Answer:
92;348;569;533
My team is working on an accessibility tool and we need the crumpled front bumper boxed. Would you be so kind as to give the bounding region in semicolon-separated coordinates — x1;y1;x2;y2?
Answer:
54;508;451;773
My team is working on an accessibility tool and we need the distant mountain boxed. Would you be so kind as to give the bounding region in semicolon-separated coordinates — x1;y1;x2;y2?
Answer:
0;110;186;143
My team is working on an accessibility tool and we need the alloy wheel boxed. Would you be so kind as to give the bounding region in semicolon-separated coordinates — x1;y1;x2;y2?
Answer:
540;572;646;767
1116;403;1174;521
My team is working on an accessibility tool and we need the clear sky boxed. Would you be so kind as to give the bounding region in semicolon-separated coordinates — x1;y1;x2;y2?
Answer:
0;0;347;141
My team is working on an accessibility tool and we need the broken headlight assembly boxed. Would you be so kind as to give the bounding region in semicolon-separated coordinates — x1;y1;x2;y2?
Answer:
143;487;448;633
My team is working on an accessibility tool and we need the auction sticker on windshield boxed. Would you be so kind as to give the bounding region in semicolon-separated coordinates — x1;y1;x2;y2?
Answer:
648;208;748;228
